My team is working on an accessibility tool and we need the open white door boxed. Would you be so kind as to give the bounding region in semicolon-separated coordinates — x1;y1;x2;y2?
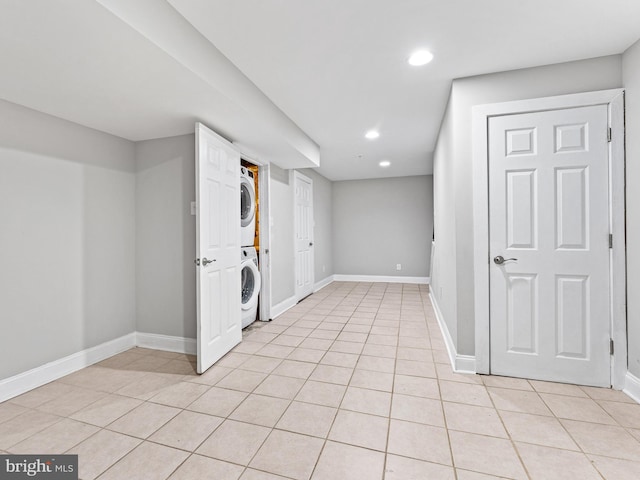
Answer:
488;105;611;387
196;123;242;374
294;171;314;300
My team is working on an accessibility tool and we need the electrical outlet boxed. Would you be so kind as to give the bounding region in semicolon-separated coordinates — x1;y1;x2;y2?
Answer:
396;264;402;271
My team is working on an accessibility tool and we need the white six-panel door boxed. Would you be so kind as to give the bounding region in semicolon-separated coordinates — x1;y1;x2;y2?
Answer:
294;171;314;300
195;123;242;374
489;105;611;387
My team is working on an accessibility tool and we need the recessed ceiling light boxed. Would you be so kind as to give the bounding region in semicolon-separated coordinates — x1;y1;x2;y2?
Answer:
365;130;379;139
379;160;391;167
408;50;434;66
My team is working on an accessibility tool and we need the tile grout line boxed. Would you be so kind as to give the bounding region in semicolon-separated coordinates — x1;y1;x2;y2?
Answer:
487;378;534;480
304;282;370;477
421;291;459;480
5;282;640;479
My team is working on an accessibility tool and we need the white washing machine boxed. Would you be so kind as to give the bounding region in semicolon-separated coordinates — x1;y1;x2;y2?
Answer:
241;247;261;328
240;166;256;247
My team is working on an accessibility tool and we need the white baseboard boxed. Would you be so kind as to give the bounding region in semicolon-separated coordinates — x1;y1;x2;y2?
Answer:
314;275;335;292
0;332;136;403
430;291;457;369
455;355;477;374
333;274;430;284
136;332;196;355
271;295;297;319
624;371;640;404
429;291;476;374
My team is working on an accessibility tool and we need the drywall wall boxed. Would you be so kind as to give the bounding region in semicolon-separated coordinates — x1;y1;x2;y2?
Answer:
270;166;334;307
270;165;296;306
430;98;458;345
432;55;623;355
0;100;136;380
623;40;640;378
333;176;433;277
299;168;334;283
134;139;334;331
135;134;197;339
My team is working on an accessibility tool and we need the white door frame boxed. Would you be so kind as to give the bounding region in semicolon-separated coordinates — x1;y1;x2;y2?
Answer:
293;170;315;301
257;164;272;321
471;88;626;389
234;147;272;322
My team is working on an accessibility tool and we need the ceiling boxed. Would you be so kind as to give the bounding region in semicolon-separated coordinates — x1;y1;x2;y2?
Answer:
2;1;640;180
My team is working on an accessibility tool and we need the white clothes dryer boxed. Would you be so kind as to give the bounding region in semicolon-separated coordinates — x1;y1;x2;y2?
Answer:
240;166;256;247
241;247;261;328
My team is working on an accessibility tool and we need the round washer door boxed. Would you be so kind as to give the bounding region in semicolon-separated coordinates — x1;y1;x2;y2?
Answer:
240;176;256;227
241;259;261;310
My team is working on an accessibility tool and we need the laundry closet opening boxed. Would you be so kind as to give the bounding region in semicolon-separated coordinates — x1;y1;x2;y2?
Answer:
240;158;272;328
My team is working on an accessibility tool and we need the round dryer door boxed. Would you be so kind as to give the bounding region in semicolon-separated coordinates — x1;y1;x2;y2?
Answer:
240;176;256;227
241;260;261;310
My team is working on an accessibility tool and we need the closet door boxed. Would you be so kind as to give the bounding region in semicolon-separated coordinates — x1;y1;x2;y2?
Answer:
294;170;314;300
195;122;241;373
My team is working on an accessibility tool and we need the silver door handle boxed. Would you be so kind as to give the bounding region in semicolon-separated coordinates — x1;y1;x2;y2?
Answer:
202;257;216;266
494;255;518;265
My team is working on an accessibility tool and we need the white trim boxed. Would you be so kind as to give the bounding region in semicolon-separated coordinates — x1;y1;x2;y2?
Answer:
472;88;627;385
430;291;476;374
259;163;272;322
608;92;627;389
455;355;477;374
624;371;640;404
233;146;268;167
333;274;430;284
136;332;197;355
314;275;335;292
0;333;136;403
271;295;298;319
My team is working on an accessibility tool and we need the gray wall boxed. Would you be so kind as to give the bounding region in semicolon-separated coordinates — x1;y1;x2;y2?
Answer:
135;134;197;339
299;169;334;283
270;165;296;305
270;166;334;306
333;176;433;277
432;55;623;355
623;40;640;378
0;100;136;380
133;139;336;334
431;100;457;343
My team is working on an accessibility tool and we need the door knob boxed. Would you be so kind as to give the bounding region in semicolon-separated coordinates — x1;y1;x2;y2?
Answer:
494;255;518;265
202;257;216;266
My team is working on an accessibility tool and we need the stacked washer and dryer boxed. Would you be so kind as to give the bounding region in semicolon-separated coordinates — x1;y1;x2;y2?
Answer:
240;166;261;328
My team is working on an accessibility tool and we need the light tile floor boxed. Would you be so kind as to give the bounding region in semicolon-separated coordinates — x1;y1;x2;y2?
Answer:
2;282;640;479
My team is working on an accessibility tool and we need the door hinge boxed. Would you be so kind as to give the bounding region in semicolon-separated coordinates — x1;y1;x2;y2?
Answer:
607;127;612;143
609;234;613;249
194;258;200;266
610;339;614;355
